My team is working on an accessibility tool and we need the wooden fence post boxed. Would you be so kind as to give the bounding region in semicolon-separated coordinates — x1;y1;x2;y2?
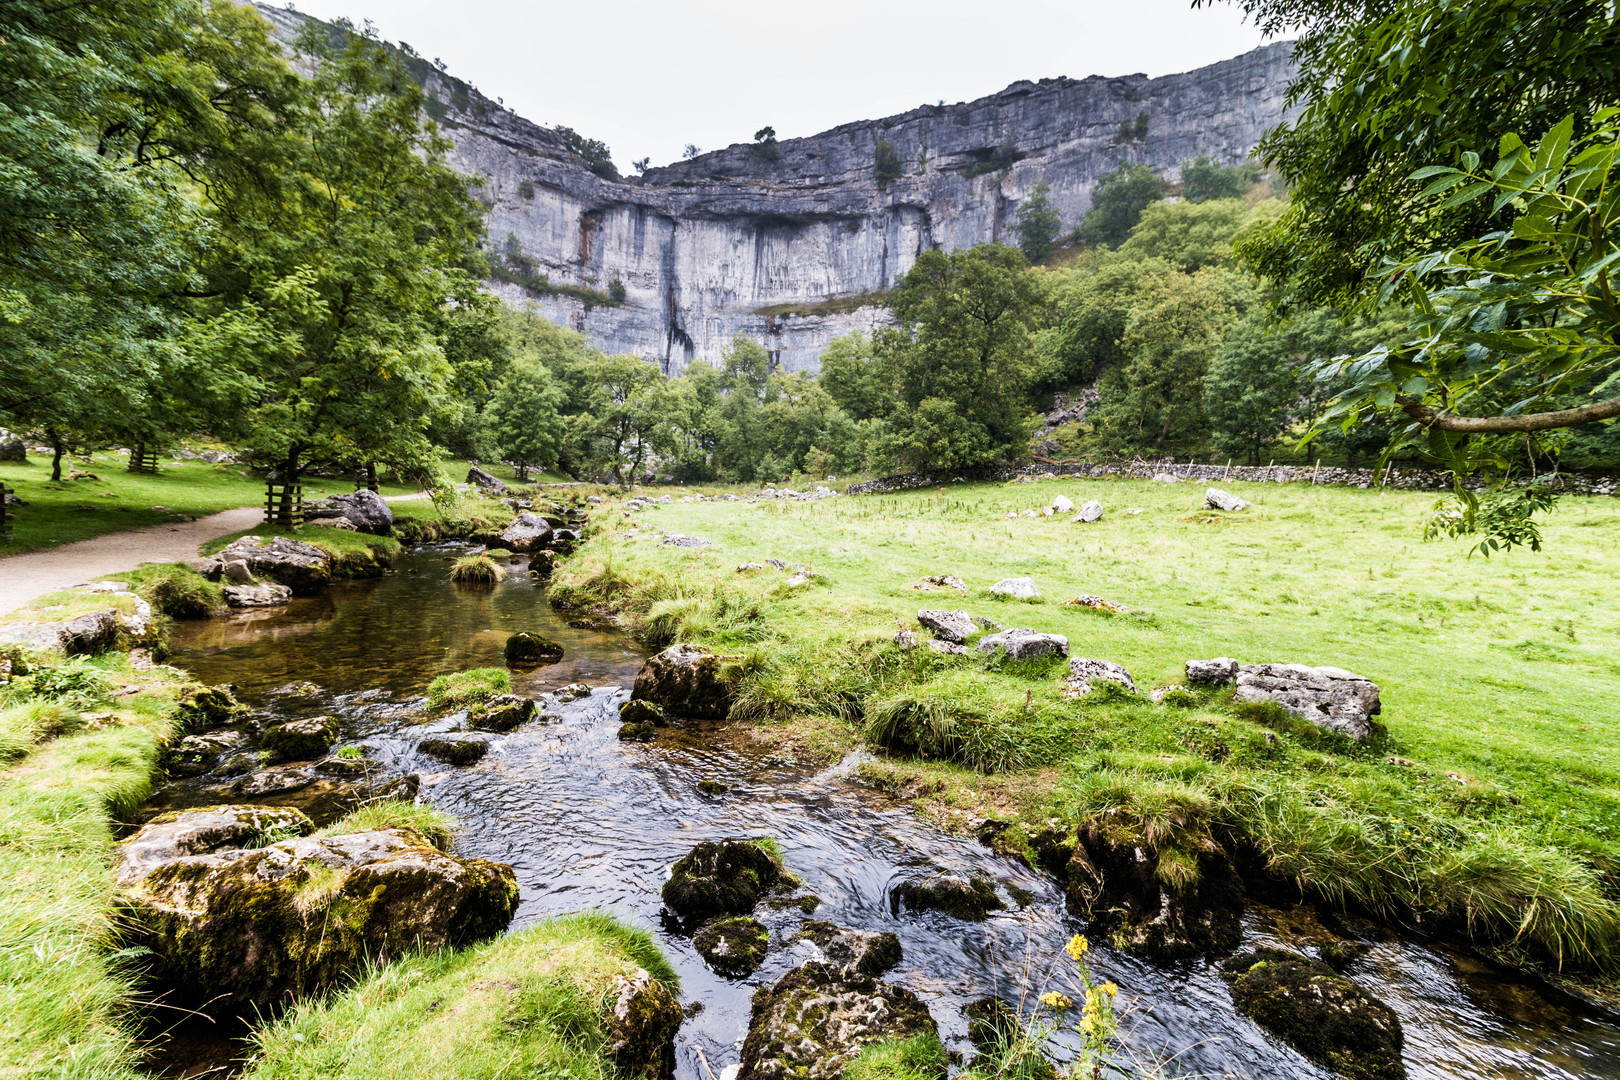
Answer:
264;482;304;527
0;481;12;541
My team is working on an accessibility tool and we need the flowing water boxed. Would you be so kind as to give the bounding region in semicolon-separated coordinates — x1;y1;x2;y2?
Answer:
156;544;1620;1080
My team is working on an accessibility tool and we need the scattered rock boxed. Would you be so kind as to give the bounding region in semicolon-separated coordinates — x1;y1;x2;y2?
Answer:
619;698;666;726
118;809;518;1013
504;632;563;665
1063;657;1136;697
1152;686;1199;707
1186;657;1240;686
661;534;711;548
928;640;969;656
262;715;339;760
632;643;733;719
794;921;902;977
737;562;765;572
223;582;291;608
1064;594;1128;614
988;577;1040;600
737;962;938;1080
419;737;488;766
551;683;592;702
916;608;977;644
606;968;683;1079
893;629;917;649
785;571;813;588
165;732;246;777
175;684;242;727
911;574;967;593
528;549;557;576
228;763;317;798
976;628;1069;661
305;489;393;535
1152;473;1182;483
1050;495;1075;513
662;839;783;922
1222;949;1406;1080
892;873;1002;921
468;694;535;732
202;536;332;596
466;466;506;494
696;779;728;797
1072;499;1103;523
1205;488;1251;512
1234;664;1382;740
499;511;552;553
767;894;821;914
314;754;371;777
694;916;770;977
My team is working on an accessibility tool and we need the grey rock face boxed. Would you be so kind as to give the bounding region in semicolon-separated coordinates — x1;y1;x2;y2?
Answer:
223;583;291;608
1205;487;1252;512
306;489;392;535
466;466;506;494
0;609;119;656
916;608;977;644
1065;657;1137;696
1186;657;1239;686
1234;664;1382;740
1073;499;1104;523
976;628;1069;661
988;577;1040;600
203;536;332;595
256;4;1295;375
499;510;552;552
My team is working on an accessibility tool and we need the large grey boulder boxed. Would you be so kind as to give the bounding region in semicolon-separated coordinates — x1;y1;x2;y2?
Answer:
1205;488;1252;512
306;489;392;535
202;536;331;596
1234;664;1382;740
0;436;24;461
1072;499;1104;523
1186;657;1239;686
988;577;1040;600
117;807;518;1014
223;583;291;608
976;628;1069;661
632;643;733;719
0;609;119;656
1222;949;1406;1080
498;510;552;552
737;962;939;1080
1050;495;1075;514
466;466;506;494
1064;657;1136;697
916;609;977;644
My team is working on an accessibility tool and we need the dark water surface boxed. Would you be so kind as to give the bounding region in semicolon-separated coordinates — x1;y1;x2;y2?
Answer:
162;545;1620;1080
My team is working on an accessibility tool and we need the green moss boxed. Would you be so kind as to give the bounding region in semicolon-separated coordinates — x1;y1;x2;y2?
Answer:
425;668;510;709
692;916;769;977
1222;949;1405;1080
661;839;783;921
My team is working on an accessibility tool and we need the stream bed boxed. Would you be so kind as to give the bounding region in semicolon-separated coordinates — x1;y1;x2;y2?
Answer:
155;544;1620;1079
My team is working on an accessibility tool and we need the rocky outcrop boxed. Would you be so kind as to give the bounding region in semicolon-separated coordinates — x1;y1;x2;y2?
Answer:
499;511;552;552
794;920;902;978
202;536;331;596
738;962;939;1080
916;609;977;644
892;873;1003;921
693;916;770;977
631;643;733;719
1186;657;1239;686
606;969;684;1079
466;466;506;494
661;839;783;922
1063;657;1136;697
117;807;519;1013
1234;664;1382;740
976;628;1068;661
1222;949;1406;1080
304;490;393;535
0;609;119;656
223;582;291;608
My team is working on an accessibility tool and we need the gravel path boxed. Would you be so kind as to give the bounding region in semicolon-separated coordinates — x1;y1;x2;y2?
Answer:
0;492;432;617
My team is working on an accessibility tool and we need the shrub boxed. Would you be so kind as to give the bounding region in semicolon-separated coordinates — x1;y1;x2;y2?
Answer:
875;139;902;182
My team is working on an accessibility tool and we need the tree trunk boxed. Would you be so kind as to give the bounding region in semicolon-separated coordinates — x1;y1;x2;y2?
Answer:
515;463;529;481
365;461;378;492
50;435;64;482
279;448;300;527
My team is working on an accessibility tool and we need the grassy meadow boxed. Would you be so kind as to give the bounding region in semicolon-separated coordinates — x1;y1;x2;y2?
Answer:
556;476;1620;985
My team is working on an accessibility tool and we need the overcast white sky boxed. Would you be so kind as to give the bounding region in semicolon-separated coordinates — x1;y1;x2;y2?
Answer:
280;0;1273;169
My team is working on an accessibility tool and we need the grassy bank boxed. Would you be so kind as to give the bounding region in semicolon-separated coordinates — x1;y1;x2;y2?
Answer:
201;525;404;578
0;649;185;1079
553;477;1620;982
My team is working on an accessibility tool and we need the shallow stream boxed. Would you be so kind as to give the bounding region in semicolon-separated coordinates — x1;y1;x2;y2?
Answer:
157;544;1620;1079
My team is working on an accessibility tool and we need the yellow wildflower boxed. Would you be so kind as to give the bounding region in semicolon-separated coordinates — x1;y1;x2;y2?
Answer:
1039;990;1073;1010
1065;934;1089;961
1102;981;1118;997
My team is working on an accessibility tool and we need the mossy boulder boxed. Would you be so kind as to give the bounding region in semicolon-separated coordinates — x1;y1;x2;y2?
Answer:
794;920;902;977
661;839;783;922
737;962;938;1080
696;779;728;797
118;806;314;881
892;873;1002;921
619;698;666;726
528;550;558;577
262;715;339;761
1222;949;1406;1080
467;694;534;732
631;643;733;719
504;632;563;665
606;968;684;1079
1061;812;1244;962
202;536;332;596
618;721;656;742
117;809;518;1014
693;916;770;977
175;683;242;728
419;737;488;766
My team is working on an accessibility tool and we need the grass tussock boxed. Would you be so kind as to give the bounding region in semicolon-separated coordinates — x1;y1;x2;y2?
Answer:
425;668;510;710
842;1033;951;1080
321;801;459;852
448;553;502;583
554;479;1620;977
241;911;677;1080
103;562;224;618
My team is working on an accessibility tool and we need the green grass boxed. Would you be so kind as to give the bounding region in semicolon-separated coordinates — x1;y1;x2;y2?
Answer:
554;478;1620;980
320;800;459;852
242;912;677;1080
101;562;225;618
0;652;184;1080
425;668;511;710
448;553;503;583
0;451;420;557
842;1033;951;1080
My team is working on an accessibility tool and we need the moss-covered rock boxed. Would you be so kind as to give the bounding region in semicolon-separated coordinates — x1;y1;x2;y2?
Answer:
606;967;684;1079
504;632;563;665
175;683;242;728
262;715;339;761
693;916;770;977
737;962;938;1080
661;839;783;922
892;873;1003;921
696;778;728;797
794;920;902;977
202;536;332;595
1061;812;1244;962
1222;949;1406;1080
631;643;733;719
618;721;656;742
467;694;534;732
619;698;666;726
118;806;315;882
419;737;488;766
118;811;518;1014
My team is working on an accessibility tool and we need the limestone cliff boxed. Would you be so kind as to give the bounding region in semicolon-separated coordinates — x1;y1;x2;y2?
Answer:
255;6;1294;374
